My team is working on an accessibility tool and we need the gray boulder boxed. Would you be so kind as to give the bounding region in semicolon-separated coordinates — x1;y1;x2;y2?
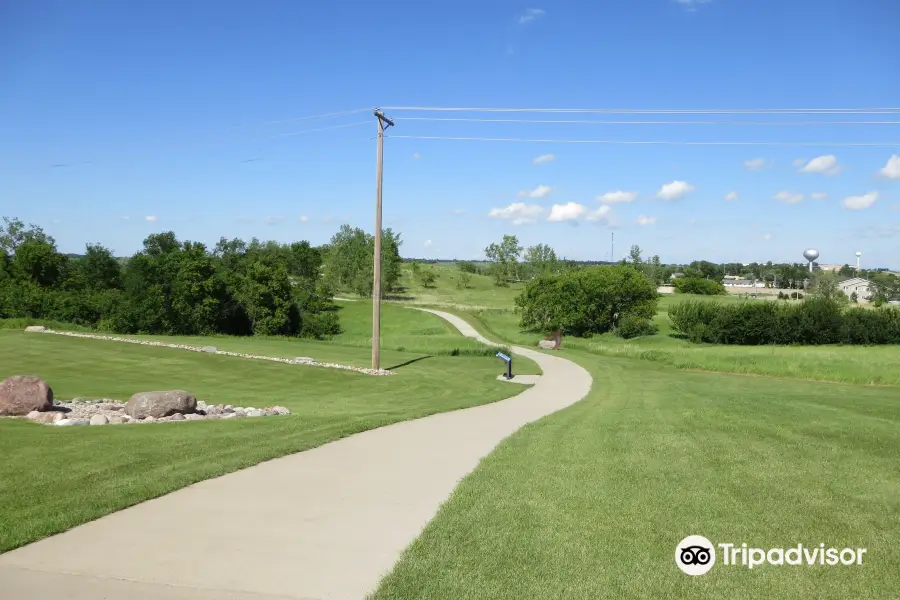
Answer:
56;418;89;427
201;346;218;353
125;390;197;419
108;416;127;425
246;409;264;417
170;413;186;421
90;415;109;426
24;325;47;333
0;375;54;416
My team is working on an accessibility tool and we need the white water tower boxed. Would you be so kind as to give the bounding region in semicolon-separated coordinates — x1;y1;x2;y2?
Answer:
855;251;862;272
803;248;819;273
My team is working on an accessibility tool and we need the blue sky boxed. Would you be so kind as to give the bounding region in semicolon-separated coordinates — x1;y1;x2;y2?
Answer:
2;0;899;267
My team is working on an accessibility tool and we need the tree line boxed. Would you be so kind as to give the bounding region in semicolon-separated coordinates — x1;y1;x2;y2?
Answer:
0;217;405;337
669;297;900;345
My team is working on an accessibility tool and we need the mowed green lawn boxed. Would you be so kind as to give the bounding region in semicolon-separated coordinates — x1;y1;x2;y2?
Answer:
0;309;533;552
458;301;900;387
73;300;538;375
372;353;900;600
341;263;526;309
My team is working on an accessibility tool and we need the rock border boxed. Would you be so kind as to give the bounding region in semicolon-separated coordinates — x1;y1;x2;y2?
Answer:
22;398;292;426
24;327;392;376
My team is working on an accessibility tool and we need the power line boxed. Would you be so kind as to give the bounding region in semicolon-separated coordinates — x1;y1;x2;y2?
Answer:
395;117;900;126
272;120;371;138
384;106;900;115
261;107;375;126
386;134;900;147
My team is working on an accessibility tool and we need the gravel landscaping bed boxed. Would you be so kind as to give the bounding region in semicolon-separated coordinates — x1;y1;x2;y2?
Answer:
24;398;292;426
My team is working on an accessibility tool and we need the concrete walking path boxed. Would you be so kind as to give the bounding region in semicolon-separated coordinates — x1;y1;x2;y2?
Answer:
0;310;592;600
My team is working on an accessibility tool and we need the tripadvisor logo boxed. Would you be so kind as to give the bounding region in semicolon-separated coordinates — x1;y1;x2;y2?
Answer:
675;536;867;576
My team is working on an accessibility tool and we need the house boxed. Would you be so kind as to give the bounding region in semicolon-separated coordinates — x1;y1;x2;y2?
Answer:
839;277;875;300
721;278;758;288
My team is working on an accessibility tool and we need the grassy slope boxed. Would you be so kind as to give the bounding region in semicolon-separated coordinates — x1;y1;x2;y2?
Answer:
459;296;900;387
341;264;526;309
30;300;539;375
372;349;900;600
0;305;534;552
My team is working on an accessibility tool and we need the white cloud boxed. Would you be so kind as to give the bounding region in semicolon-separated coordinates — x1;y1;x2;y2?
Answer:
792;158;807;167
517;184;552;198
298;215;309;223
488;202;544;225
744;158;767;171
657;180;695;200
424;239;433;248
586;205;613;224
532;153;555;165
724;191;739;201
145;216;157;222
773;191;804;204
598;190;637;204
799;154;841;176
636;215;657;226
842;191;878;211
412;152;421;160
810;192;828;200
879;155;900;179
547;202;587;223
762;233;773;241
265;216;286;225
120;216;130;221
518;8;545;24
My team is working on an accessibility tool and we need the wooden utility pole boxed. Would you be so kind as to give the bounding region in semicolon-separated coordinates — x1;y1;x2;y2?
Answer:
372;109;394;371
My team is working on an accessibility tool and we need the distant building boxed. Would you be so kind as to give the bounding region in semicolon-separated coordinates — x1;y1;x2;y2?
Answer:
839;277;875;300
818;264;844;272
722;278;758;288
670;272;685;280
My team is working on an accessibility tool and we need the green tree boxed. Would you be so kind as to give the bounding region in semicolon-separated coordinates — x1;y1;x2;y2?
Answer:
323;225;402;297
457;271;472;289
485;235;523;285
810;272;849;305
515;265;658;337
417;268;437;288
235;261;297;335
628;244;643;266
524;243;558;278
674;277;727;295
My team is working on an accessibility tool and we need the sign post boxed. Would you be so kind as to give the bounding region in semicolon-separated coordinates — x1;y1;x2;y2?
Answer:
496;352;513;380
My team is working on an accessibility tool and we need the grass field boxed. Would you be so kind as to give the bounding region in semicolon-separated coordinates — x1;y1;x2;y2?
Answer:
455;298;900;387
372;347;900;599
0;305;535;553
340;263;526;309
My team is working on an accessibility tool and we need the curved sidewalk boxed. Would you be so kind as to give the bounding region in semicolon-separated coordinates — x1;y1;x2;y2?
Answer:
0;311;592;600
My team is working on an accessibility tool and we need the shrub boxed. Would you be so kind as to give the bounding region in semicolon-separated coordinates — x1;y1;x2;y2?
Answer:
668;297;900;346
457;272;472;289
418;268;437;288
299;309;341;340
458;261;480;274
615;313;658;339
673;277;727;295
668;300;721;340
515;265;657;337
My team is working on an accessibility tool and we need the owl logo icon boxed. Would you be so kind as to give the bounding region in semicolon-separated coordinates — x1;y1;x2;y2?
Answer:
676;535;716;575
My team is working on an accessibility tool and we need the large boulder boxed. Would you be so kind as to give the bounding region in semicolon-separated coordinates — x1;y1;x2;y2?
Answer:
0;376;54;416
124;390;197;419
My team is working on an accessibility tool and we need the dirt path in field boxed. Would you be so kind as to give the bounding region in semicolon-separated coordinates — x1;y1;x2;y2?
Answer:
0;311;592;600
